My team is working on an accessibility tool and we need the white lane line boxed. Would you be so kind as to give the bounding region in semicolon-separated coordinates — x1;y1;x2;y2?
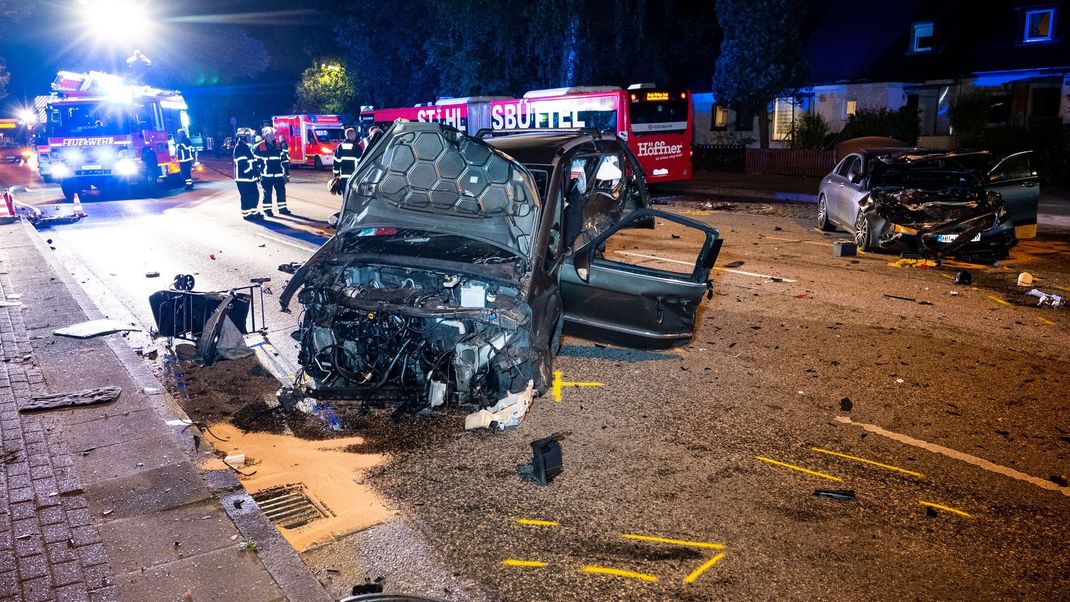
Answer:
615;251;798;282
835;416;1070;498
255;232;320;253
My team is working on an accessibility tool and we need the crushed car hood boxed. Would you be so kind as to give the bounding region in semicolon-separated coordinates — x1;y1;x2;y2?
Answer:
337;122;540;259
868;186;1005;231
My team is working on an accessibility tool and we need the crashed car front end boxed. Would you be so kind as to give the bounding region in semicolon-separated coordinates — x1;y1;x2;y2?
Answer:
281;122;545;409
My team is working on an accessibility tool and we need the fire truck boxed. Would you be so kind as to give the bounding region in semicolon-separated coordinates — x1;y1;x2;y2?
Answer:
34;71;190;200
361;85;693;183
271;114;345;170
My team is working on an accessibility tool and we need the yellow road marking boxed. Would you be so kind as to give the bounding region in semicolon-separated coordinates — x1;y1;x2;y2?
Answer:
551;370;604;402
516;518;559;527
811;447;924;478
987;294;1010;306
502;559;548;567
1038;317;1056;326
582;566;658;582
622;534;725;550
755;456;842;481
1052;285;1070;293
683;553;726;584
919;501;972;518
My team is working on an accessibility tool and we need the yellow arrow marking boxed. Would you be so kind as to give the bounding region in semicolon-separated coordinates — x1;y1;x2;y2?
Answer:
755;456;842;481
551;370;604;402
515;518;559;527
502;559;548;568
622;534;725;549
582;566;658;582
684;553;726;584
919;500;972;518
811;447;924;478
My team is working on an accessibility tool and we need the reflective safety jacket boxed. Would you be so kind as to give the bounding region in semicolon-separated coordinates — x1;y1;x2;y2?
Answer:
333;140;360;178
253;139;289;179
233;139;257;182
176;139;195;164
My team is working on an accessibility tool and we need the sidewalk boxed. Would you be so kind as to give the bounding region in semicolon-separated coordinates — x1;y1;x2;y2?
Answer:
0;220;329;601
653;171;821;203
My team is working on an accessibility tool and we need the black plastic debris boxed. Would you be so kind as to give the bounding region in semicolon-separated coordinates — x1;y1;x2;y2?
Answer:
954;270;972;285
832;241;857;257
531;436;564;485
813;489;856;501
349;577;385;596
20;386;121;413
172;274;196;291
839;397;853;412
723;260;745;268
278;262;302;274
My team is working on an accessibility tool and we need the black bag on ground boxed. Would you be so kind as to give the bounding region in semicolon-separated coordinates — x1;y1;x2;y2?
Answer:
149;290;251;338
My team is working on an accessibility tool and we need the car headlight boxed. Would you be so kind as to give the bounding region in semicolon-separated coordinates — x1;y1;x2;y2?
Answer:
114;158;138;176
95;148;115;163
52;163;71;178
65;149;85;164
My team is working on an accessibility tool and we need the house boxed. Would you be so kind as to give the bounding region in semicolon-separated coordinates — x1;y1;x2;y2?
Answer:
694;0;1070;148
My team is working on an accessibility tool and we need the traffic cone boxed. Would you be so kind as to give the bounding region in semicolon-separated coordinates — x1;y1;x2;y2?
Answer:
72;193;86;217
0;191;15;222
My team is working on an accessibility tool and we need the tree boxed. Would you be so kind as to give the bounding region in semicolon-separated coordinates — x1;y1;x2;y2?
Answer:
949;89;992;148
711;0;808;148
0;0;33;100
295;61;356;115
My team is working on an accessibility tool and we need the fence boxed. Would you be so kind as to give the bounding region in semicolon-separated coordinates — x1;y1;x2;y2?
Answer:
744;149;836;177
692;144;745;172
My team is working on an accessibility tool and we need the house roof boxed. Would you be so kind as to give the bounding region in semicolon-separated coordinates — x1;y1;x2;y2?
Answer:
802;0;1070;85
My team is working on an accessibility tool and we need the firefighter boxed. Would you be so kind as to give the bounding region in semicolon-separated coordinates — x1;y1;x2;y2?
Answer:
252;126;291;216
329;127;360;196
175;129;195;190
359;125;384;155
233;128;261;220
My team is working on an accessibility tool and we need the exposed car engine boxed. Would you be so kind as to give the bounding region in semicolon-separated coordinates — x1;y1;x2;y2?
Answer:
295;256;540;409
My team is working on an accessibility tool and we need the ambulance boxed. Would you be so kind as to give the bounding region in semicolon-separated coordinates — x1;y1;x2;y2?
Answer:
271;114;345;170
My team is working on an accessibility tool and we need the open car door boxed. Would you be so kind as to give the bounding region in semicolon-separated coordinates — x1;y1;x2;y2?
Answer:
986;150;1039;240
558;209;722;349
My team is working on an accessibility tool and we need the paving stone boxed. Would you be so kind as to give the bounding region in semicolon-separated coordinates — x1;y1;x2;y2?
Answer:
83;462;212;522
71;432;181;485
20;575;53;602
46;541;78;565
116;545;285;602
82;563;112;591
70;525;103;548
15;553;48;581
76;543;109;568
8;501;33;522
87;585;119;602
54;581;90;602
51;559;83;587
14;535;44;559
42;522;72;545
0;571;16;598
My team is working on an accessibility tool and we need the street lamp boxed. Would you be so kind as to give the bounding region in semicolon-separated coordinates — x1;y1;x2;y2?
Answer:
76;0;154;47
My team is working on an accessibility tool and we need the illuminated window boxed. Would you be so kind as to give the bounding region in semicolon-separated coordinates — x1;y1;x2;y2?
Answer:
1024;8;1056;43
772;98;798;141
715;107;729;128
846;100;858;117
912;21;934;52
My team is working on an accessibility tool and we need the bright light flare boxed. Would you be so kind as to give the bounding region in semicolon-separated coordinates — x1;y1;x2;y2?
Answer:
16;108;37;125
78;0;154;46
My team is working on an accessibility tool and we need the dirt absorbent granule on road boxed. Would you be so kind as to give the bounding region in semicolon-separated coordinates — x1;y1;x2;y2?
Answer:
201;422;393;552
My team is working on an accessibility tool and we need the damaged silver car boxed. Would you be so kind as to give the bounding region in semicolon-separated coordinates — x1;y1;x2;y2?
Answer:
817;149;1038;258
280;122;722;408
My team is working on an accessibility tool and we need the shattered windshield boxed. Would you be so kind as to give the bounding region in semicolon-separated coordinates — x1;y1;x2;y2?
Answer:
870;158;980;191
340;122;540;258
342;227;520;264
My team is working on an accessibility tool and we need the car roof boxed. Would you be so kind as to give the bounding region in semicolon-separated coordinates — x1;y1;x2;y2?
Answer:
483;131;610;165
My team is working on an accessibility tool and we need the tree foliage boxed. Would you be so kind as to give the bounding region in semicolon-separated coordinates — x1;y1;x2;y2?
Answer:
949;89;993;147
790;113;829;149
334;0;718;108
0;0;32;100
839;108;920;146
295;61;357;115
711;0;807;147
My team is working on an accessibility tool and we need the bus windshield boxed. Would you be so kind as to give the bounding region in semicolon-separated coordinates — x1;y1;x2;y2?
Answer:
629;99;688;133
48;103;130;137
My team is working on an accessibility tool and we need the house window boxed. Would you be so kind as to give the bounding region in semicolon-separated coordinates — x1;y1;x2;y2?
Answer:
1024;8;1056;43
713;106;730;129
912;21;934;52
772;98;798;141
846;100;858;117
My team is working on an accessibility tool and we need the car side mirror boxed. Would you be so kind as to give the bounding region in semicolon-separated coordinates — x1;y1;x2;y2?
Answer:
327;212;340;228
573;247;592;282
848;171;864;184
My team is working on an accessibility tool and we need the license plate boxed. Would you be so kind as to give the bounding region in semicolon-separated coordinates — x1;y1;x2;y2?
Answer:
936;233;981;243
81;164;102;170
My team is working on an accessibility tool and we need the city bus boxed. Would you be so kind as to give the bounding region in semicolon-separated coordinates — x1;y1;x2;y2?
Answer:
360;85;694;183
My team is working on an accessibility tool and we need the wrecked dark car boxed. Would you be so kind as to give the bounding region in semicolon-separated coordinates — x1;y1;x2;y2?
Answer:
280;122;722;408
817;149;1038;258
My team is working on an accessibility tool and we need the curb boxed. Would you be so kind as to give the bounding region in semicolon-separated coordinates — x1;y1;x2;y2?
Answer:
20;218;331;602
651;183;818;204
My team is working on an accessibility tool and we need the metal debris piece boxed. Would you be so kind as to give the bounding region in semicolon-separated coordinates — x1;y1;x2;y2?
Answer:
531;435;564;485
813;489;856;501
53;319;140;339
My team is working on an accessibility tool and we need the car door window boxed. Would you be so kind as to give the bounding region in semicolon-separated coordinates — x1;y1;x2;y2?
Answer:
988;152;1034;184
594;217;703;276
835;157;855;177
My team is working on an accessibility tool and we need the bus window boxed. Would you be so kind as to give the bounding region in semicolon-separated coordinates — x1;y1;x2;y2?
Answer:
629;98;688;133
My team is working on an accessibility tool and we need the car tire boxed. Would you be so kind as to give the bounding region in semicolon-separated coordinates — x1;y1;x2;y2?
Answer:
313;156;324;171
817;195;836;231
854;208;879;251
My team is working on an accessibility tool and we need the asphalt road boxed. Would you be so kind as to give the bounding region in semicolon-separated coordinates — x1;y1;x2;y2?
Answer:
3;159;1069;601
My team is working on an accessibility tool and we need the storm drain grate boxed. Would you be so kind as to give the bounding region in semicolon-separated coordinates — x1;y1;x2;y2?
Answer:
252;484;332;530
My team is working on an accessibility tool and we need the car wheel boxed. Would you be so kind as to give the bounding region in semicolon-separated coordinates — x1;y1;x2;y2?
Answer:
60;181;78;202
854;208;878;251
313;156;324;171
817;195;836;231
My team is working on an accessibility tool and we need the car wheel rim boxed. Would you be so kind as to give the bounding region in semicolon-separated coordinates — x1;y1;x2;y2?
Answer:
818;199;827;225
855;215;867;247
